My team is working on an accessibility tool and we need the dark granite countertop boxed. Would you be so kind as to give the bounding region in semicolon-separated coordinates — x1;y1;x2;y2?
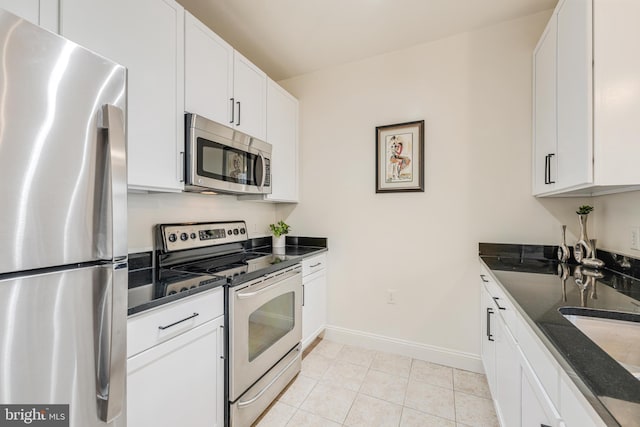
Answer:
479;243;640;427
127;237;327;316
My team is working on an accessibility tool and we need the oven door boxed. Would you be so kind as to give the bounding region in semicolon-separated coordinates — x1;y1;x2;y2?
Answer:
229;265;302;401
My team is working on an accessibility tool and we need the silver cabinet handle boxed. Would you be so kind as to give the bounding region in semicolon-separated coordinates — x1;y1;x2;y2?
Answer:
492;297;506;311
101;104;127;262
237;347;300;408
480;274;489;283
236;101;241;126
486;307;494;342
96;262;127;423
229;98;235;123
310;262;322;268
158;312;200;330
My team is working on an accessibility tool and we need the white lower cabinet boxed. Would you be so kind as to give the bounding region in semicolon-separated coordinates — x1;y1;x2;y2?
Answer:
480;282;520;427
127;289;225;427
480;264;605;427
302;254;327;349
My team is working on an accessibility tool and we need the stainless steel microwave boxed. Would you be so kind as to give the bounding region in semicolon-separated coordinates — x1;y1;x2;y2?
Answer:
185;113;272;195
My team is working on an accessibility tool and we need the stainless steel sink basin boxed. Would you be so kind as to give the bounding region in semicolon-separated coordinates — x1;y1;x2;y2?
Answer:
559;308;640;380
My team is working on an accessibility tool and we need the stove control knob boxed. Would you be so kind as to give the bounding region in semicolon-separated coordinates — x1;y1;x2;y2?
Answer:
190;233;197;239
168;233;177;243
180;233;188;241
240;228;246;235
233;229;239;235
227;229;233;236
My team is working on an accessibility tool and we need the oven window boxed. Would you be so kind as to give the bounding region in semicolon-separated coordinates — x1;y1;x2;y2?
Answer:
248;291;295;362
197;137;260;185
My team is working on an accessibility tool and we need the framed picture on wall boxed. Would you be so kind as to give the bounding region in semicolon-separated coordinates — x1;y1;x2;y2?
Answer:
375;120;425;193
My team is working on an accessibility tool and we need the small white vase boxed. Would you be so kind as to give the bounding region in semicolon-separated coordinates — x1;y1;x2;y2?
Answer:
272;235;286;254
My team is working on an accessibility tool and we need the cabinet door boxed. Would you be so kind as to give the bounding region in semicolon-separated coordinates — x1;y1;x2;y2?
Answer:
0;0;58;32
184;12;234;126
233;51;267;140
60;0;185;192
480;285;497;394
266;79;299;202
556;0;593;190
522;371;554;427
495;317;521;427
127;316;225;427
302;270;327;349
532;16;557;195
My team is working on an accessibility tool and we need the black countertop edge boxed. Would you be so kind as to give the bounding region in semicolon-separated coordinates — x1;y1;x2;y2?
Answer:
479;242;640;282
127;279;226;316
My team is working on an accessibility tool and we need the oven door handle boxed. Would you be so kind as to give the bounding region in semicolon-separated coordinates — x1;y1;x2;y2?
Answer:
236;270;301;299
236;346;301;408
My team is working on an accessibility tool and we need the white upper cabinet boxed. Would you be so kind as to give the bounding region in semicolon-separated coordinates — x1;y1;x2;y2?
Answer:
532;16;557;195
184;12;234;127
0;0;58;32
60;0;185;192
265;79;299;202
532;0;640;196
184;12;266;141
233;51;267;140
555;0;592;190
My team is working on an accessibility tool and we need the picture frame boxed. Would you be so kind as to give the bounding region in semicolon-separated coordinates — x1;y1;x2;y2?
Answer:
375;120;425;193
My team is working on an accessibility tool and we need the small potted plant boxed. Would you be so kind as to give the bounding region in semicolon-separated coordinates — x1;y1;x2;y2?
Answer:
269;220;291;252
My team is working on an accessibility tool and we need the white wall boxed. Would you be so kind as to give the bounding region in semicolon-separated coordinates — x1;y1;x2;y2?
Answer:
277;10;588;368
593;191;640;257
128;192;276;252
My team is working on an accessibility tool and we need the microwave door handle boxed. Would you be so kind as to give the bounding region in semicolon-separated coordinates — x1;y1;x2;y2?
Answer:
101;104;127;262
258;152;267;189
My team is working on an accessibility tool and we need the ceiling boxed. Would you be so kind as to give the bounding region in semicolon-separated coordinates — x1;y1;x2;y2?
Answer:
177;0;557;81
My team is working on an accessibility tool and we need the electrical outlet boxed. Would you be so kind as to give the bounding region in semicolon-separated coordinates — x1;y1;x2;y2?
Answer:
387;289;397;304
631;227;640;251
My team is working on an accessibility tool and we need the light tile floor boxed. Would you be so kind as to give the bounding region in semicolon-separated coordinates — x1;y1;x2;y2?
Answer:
253;339;499;427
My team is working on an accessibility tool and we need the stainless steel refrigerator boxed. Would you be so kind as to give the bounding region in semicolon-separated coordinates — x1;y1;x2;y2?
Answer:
0;9;127;427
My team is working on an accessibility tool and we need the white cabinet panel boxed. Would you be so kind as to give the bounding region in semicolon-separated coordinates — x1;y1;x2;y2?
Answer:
60;0;185;192
302;254;327;350
183;13;267;142
234;51;267;140
127;316;224;427
532;17;557;195
0;0;58;32
184;11;234;126
533;0;640;196
265;79;299;202
556;0;592;189
495;321;521;427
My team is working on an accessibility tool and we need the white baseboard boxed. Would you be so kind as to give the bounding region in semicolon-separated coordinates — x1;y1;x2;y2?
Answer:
323;325;484;374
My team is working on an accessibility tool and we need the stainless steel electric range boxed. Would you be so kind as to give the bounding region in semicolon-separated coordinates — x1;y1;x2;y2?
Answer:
155;221;303;427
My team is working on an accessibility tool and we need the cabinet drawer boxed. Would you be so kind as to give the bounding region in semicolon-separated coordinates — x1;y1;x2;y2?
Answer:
127;287;224;357
303;253;326;276
480;267;517;335
517;311;560;408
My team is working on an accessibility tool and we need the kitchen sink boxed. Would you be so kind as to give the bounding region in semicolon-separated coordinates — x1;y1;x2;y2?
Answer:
560;308;640;380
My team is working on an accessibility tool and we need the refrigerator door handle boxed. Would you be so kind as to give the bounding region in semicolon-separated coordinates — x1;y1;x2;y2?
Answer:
102;104;128;262
97;262;128;423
